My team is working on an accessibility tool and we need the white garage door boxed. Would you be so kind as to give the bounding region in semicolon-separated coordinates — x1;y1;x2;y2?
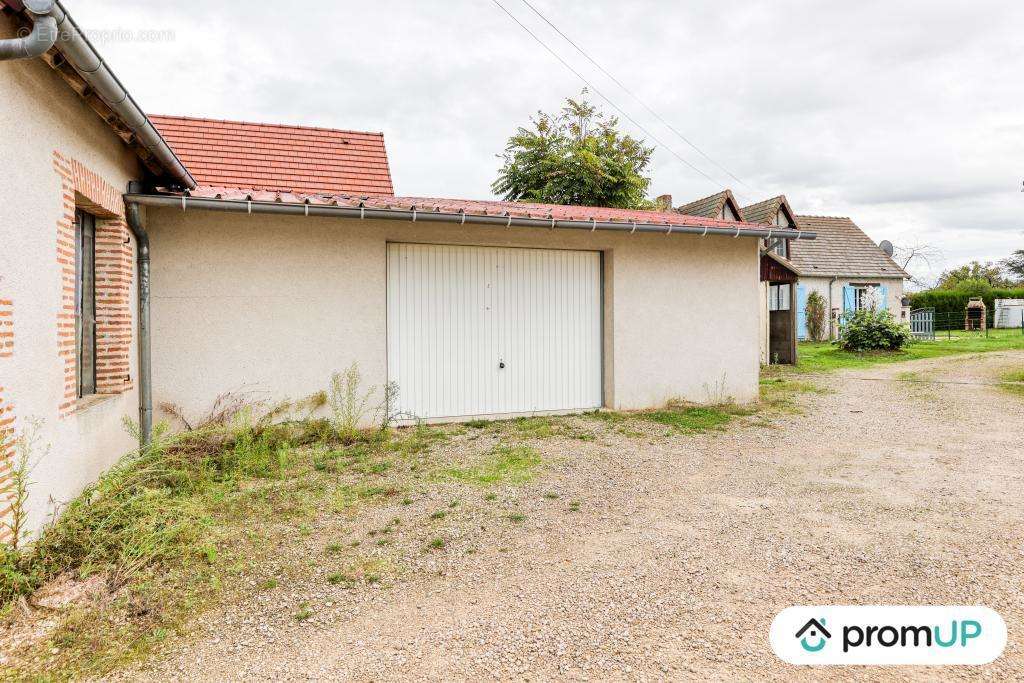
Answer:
387;243;602;420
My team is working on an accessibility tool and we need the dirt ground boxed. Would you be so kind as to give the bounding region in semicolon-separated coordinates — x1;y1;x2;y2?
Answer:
115;351;1024;682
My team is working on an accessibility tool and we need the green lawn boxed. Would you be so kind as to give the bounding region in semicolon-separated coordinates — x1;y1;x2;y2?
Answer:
795;328;1024;373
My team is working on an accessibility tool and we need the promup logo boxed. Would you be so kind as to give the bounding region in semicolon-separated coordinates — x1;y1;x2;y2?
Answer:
795;618;831;652
770;606;1006;665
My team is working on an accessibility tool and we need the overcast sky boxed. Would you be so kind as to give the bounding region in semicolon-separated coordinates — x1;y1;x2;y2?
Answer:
70;0;1023;285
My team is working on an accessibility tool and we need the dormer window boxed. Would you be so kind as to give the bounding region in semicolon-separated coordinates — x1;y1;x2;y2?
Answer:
770;208;794;258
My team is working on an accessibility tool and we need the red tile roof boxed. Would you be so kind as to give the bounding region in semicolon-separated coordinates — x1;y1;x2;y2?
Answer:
176;185;781;233
149;115;394;196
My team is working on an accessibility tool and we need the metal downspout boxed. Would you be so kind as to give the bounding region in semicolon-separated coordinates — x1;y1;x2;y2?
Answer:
0;1;57;61
125;200;152;446
1;1;196;188
829;275;838;340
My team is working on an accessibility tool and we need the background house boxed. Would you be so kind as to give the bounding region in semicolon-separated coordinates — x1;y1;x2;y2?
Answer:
788;215;910;340
675;192;908;363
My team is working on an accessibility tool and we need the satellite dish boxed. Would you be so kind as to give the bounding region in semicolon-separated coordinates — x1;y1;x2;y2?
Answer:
879;240;894;257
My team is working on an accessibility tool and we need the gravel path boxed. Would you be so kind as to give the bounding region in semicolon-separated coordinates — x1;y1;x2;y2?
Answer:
120;351;1024;681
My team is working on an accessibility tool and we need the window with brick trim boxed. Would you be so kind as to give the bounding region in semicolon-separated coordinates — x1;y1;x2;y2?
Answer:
75;209;97;398
54;153;135;415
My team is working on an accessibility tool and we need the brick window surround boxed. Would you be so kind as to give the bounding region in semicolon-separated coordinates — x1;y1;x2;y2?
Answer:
53;152;134;416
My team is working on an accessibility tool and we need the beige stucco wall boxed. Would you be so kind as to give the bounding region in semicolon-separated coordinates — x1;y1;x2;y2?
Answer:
0;13;142;537
147;208;762;425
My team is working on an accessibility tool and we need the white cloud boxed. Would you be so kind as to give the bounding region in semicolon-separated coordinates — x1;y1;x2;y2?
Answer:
67;0;1023;268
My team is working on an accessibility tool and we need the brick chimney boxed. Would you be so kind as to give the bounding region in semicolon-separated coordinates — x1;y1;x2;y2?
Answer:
654;194;673;212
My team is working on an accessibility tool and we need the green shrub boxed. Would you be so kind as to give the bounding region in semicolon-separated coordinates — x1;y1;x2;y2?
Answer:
805;291;828;341
836;309;912;352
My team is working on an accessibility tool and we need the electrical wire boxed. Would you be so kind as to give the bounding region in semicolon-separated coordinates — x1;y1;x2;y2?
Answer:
519;0;758;197
489;0;732;195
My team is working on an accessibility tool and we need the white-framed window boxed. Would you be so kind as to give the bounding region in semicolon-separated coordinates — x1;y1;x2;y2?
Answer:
770;238;789;259
769;208;792;258
768;284;791;311
852;284;881;311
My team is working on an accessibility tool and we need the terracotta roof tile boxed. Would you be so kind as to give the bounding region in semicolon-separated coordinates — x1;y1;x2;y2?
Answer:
149;115;395;196
168;185;787;234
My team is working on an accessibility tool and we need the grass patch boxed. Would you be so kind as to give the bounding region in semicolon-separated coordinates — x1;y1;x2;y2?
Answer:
391;423;448;456
640;405;734;433
583;410;628;424
1000;369;1024;397
427;537;446;551
759;376;827;413
294;602;313;621
327;557;392;588
439;445;541;486
511;417;558;438
0;405;447;679
796;329;1024;373
331;483;401;511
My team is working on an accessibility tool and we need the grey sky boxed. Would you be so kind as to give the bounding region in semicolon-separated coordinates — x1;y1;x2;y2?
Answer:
70;0;1023;284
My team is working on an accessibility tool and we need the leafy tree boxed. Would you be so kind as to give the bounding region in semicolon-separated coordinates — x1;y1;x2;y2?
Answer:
936;261;1014;290
492;93;654;209
805;290;828;341
1001;249;1024;282
950;278;993;298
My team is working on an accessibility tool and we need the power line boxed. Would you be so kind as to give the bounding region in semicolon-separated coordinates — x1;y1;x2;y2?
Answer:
518;0;759;198
489;0;732;196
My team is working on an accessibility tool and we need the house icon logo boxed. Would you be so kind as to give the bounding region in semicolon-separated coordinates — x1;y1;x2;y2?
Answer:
795;617;831;652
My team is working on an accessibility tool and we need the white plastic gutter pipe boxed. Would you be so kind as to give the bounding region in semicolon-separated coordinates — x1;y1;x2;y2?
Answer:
1;0;195;189
123;194;816;241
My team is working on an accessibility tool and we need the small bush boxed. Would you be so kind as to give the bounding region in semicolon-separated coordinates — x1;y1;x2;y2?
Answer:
805;290;828;341
329;363;375;443
836;309;912;352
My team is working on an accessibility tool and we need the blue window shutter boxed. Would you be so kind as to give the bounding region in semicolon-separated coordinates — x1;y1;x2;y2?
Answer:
796;284;808;340
843;286;856;312
878;285;889;310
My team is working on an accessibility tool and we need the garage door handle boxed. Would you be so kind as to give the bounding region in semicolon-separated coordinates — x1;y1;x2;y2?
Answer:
499;361;506;369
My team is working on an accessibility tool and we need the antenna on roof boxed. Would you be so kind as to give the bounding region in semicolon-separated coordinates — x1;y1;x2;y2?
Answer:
879;239;894;257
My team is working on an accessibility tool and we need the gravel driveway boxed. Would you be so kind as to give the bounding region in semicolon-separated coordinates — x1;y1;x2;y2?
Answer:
121;351;1024;682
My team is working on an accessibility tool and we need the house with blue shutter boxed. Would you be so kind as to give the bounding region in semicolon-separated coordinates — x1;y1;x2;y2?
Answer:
785;214;910;341
674;192;908;362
